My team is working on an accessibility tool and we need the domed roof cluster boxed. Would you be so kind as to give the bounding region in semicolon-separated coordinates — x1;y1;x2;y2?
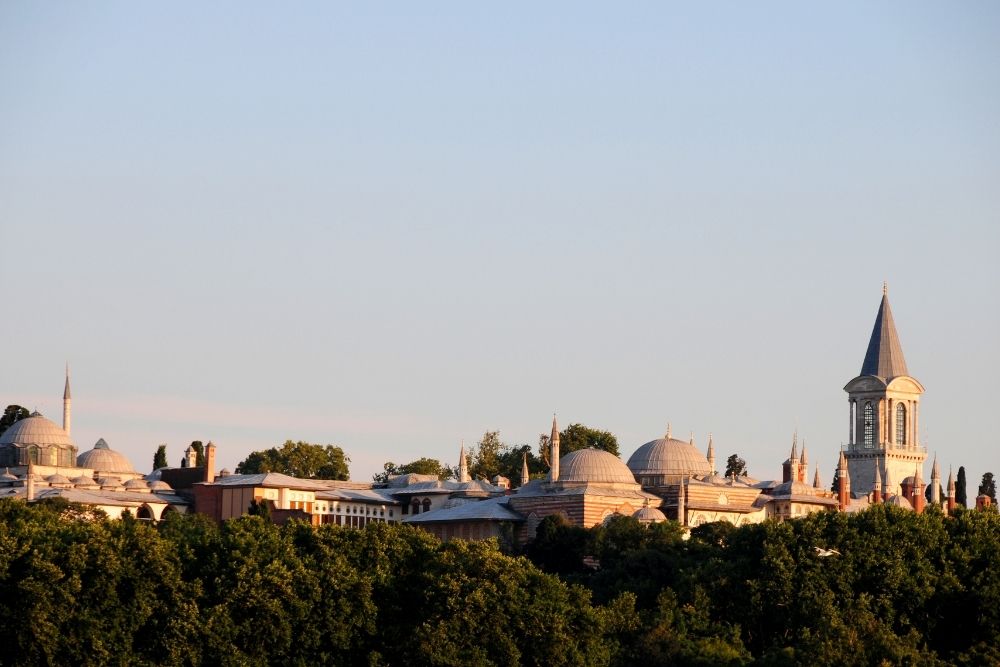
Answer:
559;448;637;484
632;505;667;523
627;436;712;478
77;438;136;474
0;413;74;448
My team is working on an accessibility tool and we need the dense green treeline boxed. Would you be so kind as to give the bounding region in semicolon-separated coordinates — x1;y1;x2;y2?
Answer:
1;499;998;666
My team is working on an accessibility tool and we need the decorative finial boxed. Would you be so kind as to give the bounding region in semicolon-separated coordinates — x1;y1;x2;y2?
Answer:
883;281;888;296
665;422;671;439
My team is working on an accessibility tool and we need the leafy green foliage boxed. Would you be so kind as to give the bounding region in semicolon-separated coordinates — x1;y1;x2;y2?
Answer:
557;423;620;457
957;466;968;507
978;472;996;501
153;444;168;470
190;440;206;468
373;457;452;483
235;440;350;480
465;431;547;482
724;454;747;478
0;404;29;436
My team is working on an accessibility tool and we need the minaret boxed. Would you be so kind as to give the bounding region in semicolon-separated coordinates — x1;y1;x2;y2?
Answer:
62;364;72;437
837;450;851;510
520;452;529;487
947;467;956;513
872;463;882;503
799;442;808;484
549;414;560;482
930;454;941;505
706;434;716;476
676;478;686;526
458;441;470;483
813;464;822;489
884;464;895;500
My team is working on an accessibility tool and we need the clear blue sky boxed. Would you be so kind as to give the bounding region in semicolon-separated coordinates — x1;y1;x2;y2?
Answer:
1;2;998;487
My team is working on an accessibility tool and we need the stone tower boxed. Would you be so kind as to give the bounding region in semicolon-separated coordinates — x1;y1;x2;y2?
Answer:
842;285;926;496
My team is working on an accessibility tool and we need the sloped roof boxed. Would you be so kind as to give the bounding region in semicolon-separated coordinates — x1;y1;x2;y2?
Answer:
403;497;524;524
861;292;908;379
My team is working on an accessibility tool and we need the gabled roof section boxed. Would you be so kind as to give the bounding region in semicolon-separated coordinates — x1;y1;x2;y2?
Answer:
860;290;908;379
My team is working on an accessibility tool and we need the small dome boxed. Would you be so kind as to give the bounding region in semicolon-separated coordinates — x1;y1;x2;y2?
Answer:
1;469;17;481
771;480;820;497
0;413;75;448
559;448;637;484
627;437;712;479
123;479;149;489
71;476;97;486
77;439;136;474
633;506;667;523
148;480;173;492
45;474;72;485
96;477;122;487
885;494;914;510
219;468;232;477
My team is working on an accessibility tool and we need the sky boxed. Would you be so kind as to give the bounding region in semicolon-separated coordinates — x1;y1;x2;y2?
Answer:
1;2;998;488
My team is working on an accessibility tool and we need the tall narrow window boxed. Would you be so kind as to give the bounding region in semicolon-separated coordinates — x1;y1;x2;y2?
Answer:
895;403;906;445
863;401;874;448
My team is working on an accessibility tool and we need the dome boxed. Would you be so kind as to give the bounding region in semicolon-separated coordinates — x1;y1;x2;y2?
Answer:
633;506;667;523
0;413;74;448
627;437;712;478
77;438;136;474
885;494;913;510
123;478;149;490
771;480;820;497
71;476;97;486
45;474;72;485
148;480;173;492
559;448;637;485
96;477;122;487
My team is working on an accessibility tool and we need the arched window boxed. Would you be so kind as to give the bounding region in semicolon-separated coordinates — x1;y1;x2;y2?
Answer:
895;403;906;445
411;500;420;515
422;498;432;513
136;505;154;521
863;402;874;448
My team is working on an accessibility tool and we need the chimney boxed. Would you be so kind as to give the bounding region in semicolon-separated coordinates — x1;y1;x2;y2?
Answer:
204;441;217;483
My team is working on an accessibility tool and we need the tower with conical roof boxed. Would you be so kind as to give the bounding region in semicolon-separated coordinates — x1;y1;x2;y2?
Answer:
843;285;926;496
62;364;72;437
458;441;470;483
520;451;529;487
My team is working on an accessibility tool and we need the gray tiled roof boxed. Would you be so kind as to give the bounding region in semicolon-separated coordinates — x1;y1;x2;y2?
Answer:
861;292;909;379
403;497;524;524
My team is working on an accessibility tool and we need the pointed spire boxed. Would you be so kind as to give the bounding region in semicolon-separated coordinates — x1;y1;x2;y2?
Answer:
458;440;470;483
861;286;909;379
790;431;798;461
813;465;822;489
931;454;940;480
520;451;529;487
63;363;71;400
947;466;955;493
665;422;672;439
884;464;894;498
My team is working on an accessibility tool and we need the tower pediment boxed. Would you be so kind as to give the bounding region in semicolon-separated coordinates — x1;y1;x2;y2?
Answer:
886;376;925;394
843;375;887;393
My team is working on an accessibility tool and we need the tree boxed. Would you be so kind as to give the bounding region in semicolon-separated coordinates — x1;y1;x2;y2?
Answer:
235;440;350;480
0;404;29;436
724;454;747;478
558;423;620;457
373;457;452;483
978;472;996;502
152;444;168;471
957;466;968;507
468;431;504;480
190;441;206;468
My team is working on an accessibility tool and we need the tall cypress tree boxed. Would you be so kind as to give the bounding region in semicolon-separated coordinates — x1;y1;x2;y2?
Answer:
956;466;968;508
152;444;168;470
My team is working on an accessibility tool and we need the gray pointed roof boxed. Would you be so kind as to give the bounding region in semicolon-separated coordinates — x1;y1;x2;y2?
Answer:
861;292;908;379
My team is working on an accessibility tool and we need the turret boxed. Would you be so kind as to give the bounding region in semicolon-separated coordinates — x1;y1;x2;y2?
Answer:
549;415;560;482
837;450;851;510
458;441;470;483
912;464;926;513
783;432;799;484
62;364;72;437
947;467;956;513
